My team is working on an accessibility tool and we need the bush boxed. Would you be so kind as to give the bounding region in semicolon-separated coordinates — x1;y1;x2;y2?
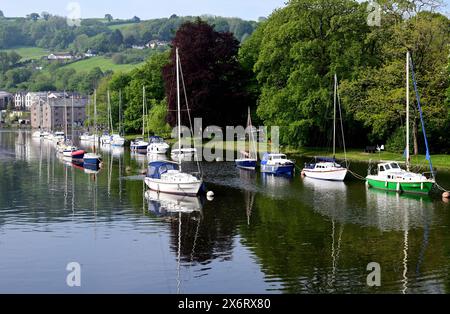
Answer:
385;126;407;153
112;53;125;64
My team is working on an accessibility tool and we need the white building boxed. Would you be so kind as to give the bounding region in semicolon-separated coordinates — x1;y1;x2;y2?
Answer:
14;92;26;110
47;53;74;60
25;92;48;110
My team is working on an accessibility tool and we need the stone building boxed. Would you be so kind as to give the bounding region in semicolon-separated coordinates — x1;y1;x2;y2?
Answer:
0;91;13;110
31;93;87;130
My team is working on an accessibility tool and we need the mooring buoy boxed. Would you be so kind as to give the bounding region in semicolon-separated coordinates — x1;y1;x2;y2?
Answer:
207;191;214;201
443;191;450;199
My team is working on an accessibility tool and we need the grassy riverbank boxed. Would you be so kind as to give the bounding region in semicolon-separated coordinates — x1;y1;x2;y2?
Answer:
120;136;450;170
285;147;450;171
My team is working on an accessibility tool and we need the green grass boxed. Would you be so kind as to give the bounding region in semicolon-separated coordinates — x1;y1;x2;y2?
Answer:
0;46;48;60
286;147;450;170
108;23;138;30
62;56;144;73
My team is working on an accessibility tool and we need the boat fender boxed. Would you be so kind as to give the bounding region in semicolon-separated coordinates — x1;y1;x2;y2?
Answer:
443;191;450;199
301;170;305;177
207;191;214;201
396;182;400;192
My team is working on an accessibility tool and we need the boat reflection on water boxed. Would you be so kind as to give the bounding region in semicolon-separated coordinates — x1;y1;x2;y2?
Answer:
130;151;148;167
365;188;433;232
144;189;203;294
260;172;293;198
111;146;125;158
365;189;433;294
147;153;168;162
83;162;101;175
301;177;348;220
145;190;203;217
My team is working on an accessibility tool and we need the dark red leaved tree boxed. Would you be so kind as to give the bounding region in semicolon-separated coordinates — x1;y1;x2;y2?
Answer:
163;19;250;129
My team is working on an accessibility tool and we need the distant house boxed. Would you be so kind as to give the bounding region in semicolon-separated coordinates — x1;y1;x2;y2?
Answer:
84;49;97;57
132;45;145;50
146;40;169;49
47;53;74;60
25;92;48;110
0;91;13;110
14;92;27;110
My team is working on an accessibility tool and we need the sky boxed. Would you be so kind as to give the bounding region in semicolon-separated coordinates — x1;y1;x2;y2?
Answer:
0;0;288;21
0;0;448;21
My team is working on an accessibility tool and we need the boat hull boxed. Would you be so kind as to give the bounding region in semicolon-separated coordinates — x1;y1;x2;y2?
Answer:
235;159;257;170
366;177;434;195
261;164;295;176
303;168;347;181
144;177;202;196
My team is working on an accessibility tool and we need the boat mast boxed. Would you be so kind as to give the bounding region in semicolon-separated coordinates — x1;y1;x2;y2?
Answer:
333;74;337;159
119;90;122;136
142;86;145;138
64;90;68;138
406;51;410;172
248;107;257;160
176;48;182;171
107;90;113;134
94;89;97;154
71;94;74;140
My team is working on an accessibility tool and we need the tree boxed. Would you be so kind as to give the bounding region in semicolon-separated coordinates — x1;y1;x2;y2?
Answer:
341;11;450;153
27;13;40;21
131;16;141;23
110;29;124;48
0;10;4;18
248;0;378;147
163;19;251;128
105;14;113;22
41;11;50;21
123;51;169;133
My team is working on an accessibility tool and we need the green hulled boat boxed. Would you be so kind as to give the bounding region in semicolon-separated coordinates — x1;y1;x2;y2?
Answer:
366;162;434;195
365;51;435;195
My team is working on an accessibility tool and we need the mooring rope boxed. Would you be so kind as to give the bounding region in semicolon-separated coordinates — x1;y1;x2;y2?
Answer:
348;169;366;181
435;182;450;193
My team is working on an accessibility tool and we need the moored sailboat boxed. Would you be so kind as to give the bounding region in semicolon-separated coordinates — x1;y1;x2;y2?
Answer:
235;107;258;170
144;48;203;196
302;74;348;181
366;51;435;195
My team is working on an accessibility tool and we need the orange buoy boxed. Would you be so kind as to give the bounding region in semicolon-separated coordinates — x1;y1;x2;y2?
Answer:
443;191;450;199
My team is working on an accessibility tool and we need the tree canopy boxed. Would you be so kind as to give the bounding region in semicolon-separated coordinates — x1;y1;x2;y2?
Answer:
163;19;251;128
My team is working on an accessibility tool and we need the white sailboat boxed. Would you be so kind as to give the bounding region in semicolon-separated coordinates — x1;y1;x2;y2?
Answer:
145;48;203;196
130;86;149;151
235;107;258;170
83;90;102;166
302;74;348;181
111;90;126;147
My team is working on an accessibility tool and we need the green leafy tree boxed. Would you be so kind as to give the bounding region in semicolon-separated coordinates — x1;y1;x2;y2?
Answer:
105;14;113;22
249;0;377;147
123;51;169;133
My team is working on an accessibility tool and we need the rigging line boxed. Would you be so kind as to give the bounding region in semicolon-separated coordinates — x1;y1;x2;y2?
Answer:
178;55;203;178
176;211;182;295
336;79;348;168
409;52;434;179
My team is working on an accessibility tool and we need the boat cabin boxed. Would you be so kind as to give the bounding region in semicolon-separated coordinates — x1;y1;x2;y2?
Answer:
263;153;287;161
378;162;401;173
147;161;179;179
149;136;165;143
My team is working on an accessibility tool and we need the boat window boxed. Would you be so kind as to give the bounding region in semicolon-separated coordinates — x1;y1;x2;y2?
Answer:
391;163;400;169
379;166;385;172
148;166;157;177
384;164;391;170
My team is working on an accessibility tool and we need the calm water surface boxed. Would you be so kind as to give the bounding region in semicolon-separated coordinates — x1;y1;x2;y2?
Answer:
0;130;450;293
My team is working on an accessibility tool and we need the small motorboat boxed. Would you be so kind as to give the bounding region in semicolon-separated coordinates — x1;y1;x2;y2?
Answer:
147;136;170;154
260;153;295;176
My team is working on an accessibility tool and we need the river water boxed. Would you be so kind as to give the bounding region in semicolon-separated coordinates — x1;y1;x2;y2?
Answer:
0;130;449;293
